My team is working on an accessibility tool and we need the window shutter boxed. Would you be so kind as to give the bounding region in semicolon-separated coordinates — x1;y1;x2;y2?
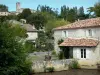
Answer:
62;31;65;38
86;49;90;59
77;49;80;59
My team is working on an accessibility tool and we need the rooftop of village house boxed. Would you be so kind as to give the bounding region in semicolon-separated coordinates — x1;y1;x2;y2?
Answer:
54;17;100;31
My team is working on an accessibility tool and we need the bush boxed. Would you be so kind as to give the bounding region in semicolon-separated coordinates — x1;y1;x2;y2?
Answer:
46;67;55;72
58;39;64;45
69;60;80;69
52;50;56;55
58;51;65;60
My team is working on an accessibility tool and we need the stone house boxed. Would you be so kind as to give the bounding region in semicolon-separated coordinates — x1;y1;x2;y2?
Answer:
9;20;38;42
53;17;100;66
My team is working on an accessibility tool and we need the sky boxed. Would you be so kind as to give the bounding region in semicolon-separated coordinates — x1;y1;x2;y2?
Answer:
0;0;99;13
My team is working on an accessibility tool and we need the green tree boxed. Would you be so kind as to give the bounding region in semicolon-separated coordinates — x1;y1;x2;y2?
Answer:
35;31;54;51
0;4;8;12
88;2;100;17
45;19;69;33
0;16;8;22
60;5;78;22
7;15;18;20
0;22;32;75
27;12;47;30
60;5;69;20
78;6;84;16
17;8;32;20
24;41;36;53
77;6;89;20
67;9;76;22
37;5;58;16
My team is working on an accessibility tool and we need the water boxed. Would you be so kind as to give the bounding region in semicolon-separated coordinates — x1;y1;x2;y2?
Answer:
33;69;100;75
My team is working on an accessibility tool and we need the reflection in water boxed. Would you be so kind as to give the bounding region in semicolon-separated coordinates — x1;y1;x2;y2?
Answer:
34;69;100;75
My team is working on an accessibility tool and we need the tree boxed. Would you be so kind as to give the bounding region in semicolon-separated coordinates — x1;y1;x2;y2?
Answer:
37;5;58;17
60;6;78;22
78;6;84;16
35;31;54;51
7;15;18;20
0;22;32;75
0;4;8;12
88;2;100;17
27;12;47;30
67;9;76;22
77;6;89;20
17;8;32;20
60;5;69;20
45;19;69;33
0;16;8;22
24;41;36;53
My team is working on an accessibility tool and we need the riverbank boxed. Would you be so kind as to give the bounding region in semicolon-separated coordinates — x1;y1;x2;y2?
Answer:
33;69;100;75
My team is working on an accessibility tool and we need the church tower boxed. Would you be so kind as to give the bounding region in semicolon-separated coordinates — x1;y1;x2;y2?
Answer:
16;2;21;12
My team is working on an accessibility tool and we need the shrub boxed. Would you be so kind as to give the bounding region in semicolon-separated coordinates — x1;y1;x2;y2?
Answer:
69;60;80;69
58;51;65;60
52;50;56;55
46;67;55;72
58;39;64;45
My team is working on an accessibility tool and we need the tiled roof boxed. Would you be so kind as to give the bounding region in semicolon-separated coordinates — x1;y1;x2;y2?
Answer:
54;17;100;30
59;38;99;47
9;20;38;32
22;24;38;32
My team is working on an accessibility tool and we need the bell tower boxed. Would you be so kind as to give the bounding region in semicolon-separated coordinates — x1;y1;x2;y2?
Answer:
16;2;21;12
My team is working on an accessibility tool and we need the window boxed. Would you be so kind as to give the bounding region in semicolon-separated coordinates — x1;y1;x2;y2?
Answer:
81;49;86;58
63;31;68;37
88;29;92;36
64;31;66;37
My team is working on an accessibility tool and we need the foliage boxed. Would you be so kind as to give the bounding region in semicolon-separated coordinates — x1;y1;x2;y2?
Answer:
0;22;32;75
11;24;27;38
35;31;54;51
58;51;65;60
37;5;58;17
60;5;77;22
66;9;76;22
88;2;100;17
45;19;69;33
24;41;36;53
0;16;8;22
60;5;89;22
0;4;8;12
52;50;56;55
7;15;18;20
17;8;32;20
45;67;55;72
27;12;47;30
77;7;89;20
58;39;64;45
69;60;80;69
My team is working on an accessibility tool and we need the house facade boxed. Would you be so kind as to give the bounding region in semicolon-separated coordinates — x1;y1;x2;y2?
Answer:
53;18;100;66
9;20;38;42
0;12;10;16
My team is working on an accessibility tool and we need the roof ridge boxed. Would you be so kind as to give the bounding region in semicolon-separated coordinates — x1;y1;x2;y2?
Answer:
54;17;100;31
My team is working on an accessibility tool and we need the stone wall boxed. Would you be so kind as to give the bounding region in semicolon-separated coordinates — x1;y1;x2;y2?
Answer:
32;59;73;73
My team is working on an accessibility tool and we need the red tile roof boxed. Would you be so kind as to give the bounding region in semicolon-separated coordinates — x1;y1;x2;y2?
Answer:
59;38;99;47
54;17;100;30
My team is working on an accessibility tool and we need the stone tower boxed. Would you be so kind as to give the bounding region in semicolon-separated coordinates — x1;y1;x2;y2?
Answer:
16;2;21;12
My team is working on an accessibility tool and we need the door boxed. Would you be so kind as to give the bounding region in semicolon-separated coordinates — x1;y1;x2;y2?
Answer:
80;48;86;59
